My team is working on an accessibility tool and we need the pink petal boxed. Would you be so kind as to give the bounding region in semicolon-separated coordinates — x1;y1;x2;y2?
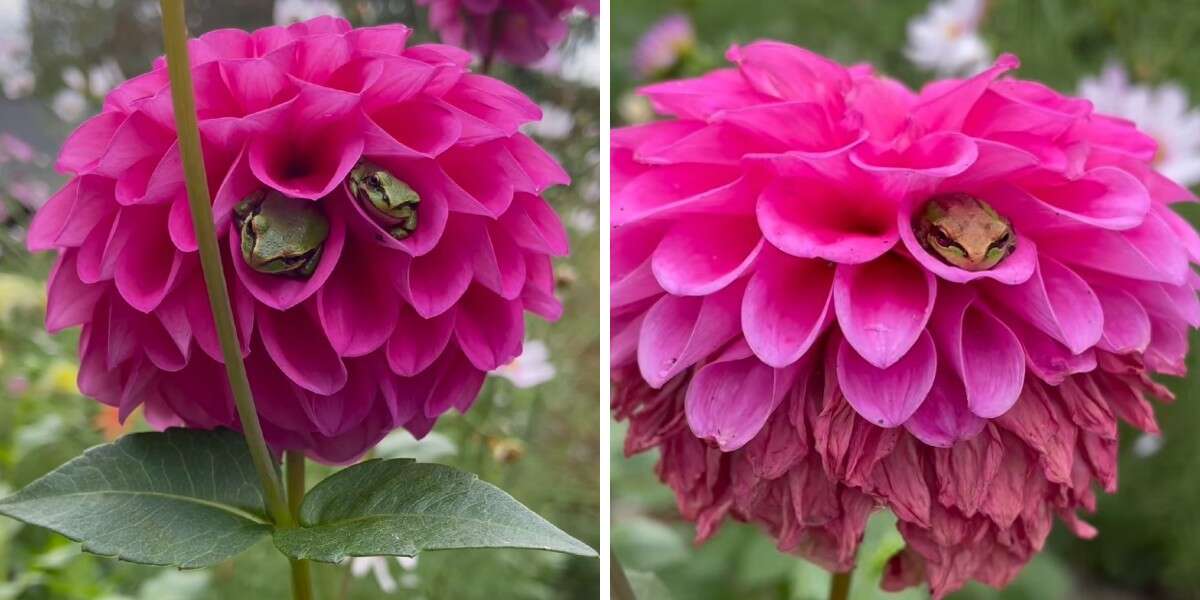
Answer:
364;98;461;158
613;164;744;228
387;305;455;376
651;216;763;296
317;241;402;357
114;207;185;313
837;331;938;428
983;256;1102;354
1093;286;1152;353
686;341;802;451
638;281;745;387
167;193;198;252
912;54;1020;132
453;286;523;371
500;192;569;257
1037;208;1189;285
742;251;835;368
258;304;348;395
726;41;850;104
904;367;987;447
758;174;899;264
470;220;527;299
399;218;473;318
1025;166;1150;231
57;112;125;174
505;134;570;192
833;253;936;369
45;251;105;333
897;201;1038;285
27;176;115;252
930;288;1024;418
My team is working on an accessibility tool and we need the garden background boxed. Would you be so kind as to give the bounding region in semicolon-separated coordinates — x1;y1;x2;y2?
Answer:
611;1;1200;599
0;0;600;598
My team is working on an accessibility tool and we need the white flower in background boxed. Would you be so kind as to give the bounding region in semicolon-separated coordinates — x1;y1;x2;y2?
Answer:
87;58;124;97
274;0;343;25
1079;62;1200;187
1132;433;1164;458
0;0;34;99
350;556;419;593
568;208;596;234
905;0;991;77
523;103;574;140
51;89;87;123
50;58;124;123
491;340;556;389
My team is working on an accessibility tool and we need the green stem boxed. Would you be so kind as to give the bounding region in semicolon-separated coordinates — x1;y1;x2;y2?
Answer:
158;0;291;531
286;451;314;600
829;570;852;600
611;550;637;600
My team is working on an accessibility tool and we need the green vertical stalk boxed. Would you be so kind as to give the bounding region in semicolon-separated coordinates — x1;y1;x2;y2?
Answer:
286;451;314;600
829;570;852;600
611;550;637;600
158;0;292;531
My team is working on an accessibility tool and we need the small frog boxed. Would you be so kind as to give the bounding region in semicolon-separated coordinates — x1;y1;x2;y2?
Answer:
234;190;329;278
914;193;1016;272
347;162;419;240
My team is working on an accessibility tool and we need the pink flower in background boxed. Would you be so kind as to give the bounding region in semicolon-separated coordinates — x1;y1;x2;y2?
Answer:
418;0;598;66
28;16;570;464
632;13;695;80
612;42;1199;598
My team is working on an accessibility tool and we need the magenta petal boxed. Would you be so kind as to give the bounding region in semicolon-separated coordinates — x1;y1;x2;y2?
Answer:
182;274;254;362
637;281;745;387
685;342;802;451
519;253;562;321
27;176;115;252
1038;208;1189;285
904;367;986;447
453;286;523;371
350;157;450;256
364;98;460;158
1093;286;1152;353
57;112;125;173
833;253;936;369
438;141;522;216
505;134;570;192
742;251;835;368
258;305;348;395
387;305;455;376
836;331;937;428
983;256;1102;354
652;216;763;296
1026;167;1150;231
115;210;185;313
999;311;1096;385
911;54;1020;131
167;193;198;252
470;221;527;299
500;192;569;257
758;176;898;264
400;219;473;317
232;206;346;311
726;41;850;104
317;242;401;357
931;289;1024;418
45;252;105;333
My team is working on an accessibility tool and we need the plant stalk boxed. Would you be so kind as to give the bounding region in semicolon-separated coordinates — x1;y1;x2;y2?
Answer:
611;550;637;600
829;570;852;600
286;451;314;600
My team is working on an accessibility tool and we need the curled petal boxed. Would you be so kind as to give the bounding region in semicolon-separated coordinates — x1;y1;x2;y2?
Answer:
742;251;835;368
759;176;899;264
983;256;1102;355
904;367;987;447
837;331;937;428
686;342;803;451
638;281;745;387
833;253;936;369
652;216;763;296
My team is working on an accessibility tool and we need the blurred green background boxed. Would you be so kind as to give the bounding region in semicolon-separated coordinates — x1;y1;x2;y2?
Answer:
0;0;599;599
611;1;1200;599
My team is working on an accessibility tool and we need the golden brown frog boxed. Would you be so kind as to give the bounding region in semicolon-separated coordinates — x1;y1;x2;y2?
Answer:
914;193;1015;272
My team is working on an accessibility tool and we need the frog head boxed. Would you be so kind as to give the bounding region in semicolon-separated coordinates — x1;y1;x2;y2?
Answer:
914;193;1015;272
347;161;420;240
234;190;330;278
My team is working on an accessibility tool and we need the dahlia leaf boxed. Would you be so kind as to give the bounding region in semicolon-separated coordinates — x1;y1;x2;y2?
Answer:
273;459;597;561
0;428;271;568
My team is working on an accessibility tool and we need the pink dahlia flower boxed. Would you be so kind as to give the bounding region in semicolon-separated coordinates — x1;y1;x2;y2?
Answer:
632;13;696;80
29;16;569;464
612;42;1199;598
418;0;599;67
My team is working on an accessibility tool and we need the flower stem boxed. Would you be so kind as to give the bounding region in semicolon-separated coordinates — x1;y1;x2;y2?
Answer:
829;570;852;600
611;550;637;600
286;451;314;600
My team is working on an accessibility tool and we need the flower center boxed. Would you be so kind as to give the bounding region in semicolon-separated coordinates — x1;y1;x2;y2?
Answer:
234;190;329;278
914;193;1015;272
347;161;420;240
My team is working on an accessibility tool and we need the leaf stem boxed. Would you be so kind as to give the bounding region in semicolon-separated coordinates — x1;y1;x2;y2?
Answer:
157;0;292;529
286;451;314;600
611;550;637;600
829;570;852;600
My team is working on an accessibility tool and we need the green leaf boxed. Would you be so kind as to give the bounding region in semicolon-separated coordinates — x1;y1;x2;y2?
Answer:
628;570;673;600
273;459;597;562
0;428;271;568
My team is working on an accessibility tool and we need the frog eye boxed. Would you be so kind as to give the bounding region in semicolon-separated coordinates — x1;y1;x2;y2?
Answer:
932;229;954;247
989;231;1013;251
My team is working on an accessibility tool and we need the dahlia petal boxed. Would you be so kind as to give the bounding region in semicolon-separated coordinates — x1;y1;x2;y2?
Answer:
652;216;763;296
400;219;472;318
833;253;936;369
265;34;353;86
613;164;744;228
387;305;455;376
45;252;105;333
501;192;569;257
317;243;402;357
103;70;169;113
836;331;937;428
442;74;540;138
27;176;115;252
115;209;185;313
686;342;802;451
1093;286;1152;353
912;54;1020;132
247;87;363;200
167;193;198;252
346;23;413;56
1038;208;1188;285
364;98;461;158
232;206;346;311
931;290;1025;418
93;111;172;178
471;220;527;299
1025;167;1150;231
1155;203;1200;263
439;141;523;216
966;80;1091;139
712;101;858;152
759;176;899;264
57;112;125;174
76;210;135;284
211;149;258;231
638;69;770;121
505;134;570;192
726;41;850;104
219;58;297;116
182;274;255;362
850;132;979;192
983;256;1102;354
519;252;562;321
904;367;987;447
1146;319;1189;375
638;281;745;388
742;252;835;368
258;305;348;395
637;123;782;166
453;286;523;371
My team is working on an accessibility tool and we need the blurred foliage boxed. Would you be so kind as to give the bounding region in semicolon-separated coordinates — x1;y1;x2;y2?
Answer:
611;1;1200;599
0;0;598;598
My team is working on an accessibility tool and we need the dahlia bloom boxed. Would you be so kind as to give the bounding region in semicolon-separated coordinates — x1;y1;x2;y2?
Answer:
612;42;1199;598
418;0;599;67
29;16;570;464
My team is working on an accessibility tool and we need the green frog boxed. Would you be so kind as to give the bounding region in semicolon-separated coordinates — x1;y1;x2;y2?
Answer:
234;190;329;278
914;193;1016;272
347;161;420;240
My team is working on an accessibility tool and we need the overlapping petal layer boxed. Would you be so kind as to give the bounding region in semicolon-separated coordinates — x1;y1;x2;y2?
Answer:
32;17;569;464
612;42;1198;598
418;0;599;66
